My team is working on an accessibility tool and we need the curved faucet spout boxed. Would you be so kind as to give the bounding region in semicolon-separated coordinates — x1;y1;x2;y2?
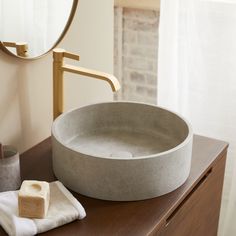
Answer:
53;48;121;120
62;64;121;92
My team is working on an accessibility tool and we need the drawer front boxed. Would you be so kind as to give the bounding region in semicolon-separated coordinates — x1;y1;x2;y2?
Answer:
159;154;226;236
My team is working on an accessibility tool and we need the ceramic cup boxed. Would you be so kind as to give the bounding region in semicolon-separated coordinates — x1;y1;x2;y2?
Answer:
0;145;21;192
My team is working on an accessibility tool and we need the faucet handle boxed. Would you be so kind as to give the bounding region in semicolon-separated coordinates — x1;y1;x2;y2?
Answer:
53;48;80;61
63;51;80;61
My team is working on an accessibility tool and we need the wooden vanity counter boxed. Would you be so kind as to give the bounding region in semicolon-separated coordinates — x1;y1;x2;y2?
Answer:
0;135;228;236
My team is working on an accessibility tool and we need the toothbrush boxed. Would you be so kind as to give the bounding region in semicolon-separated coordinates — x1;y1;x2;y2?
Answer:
0;143;4;159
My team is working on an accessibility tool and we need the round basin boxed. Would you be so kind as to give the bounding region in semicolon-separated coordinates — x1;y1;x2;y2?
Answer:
52;102;193;201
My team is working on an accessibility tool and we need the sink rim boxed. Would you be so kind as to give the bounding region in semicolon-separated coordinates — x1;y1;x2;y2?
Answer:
52;101;193;160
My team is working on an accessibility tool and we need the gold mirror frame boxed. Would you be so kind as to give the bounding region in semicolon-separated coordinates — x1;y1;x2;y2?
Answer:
0;0;78;60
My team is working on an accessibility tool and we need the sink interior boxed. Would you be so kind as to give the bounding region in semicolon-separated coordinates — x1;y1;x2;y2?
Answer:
67;128;178;158
54;102;189;159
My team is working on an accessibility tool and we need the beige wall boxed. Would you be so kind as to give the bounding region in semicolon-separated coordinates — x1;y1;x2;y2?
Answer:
115;0;160;11
0;0;114;153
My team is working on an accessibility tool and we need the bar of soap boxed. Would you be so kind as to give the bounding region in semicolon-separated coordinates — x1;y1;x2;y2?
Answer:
18;180;50;219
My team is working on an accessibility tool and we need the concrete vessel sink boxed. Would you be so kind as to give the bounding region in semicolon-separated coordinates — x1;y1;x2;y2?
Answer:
52;102;193;201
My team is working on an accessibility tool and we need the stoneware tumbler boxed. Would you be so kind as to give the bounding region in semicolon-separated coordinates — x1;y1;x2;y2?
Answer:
0;145;21;192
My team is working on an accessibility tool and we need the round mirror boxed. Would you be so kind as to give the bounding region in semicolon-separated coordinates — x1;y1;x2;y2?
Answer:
0;0;78;59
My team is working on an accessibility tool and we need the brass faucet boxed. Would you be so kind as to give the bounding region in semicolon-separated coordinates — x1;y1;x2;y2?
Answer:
53;48;121;120
2;41;28;57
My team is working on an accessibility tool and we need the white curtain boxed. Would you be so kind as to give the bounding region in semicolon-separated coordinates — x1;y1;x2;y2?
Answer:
0;0;46;56
0;0;73;57
158;0;236;235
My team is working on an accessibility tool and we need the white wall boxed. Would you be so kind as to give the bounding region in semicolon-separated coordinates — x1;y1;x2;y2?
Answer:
0;0;114;153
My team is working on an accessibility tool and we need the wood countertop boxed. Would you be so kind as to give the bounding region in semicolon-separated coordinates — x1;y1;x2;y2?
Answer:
0;135;228;236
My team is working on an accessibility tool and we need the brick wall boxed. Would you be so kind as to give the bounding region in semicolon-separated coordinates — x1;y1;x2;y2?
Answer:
114;7;159;104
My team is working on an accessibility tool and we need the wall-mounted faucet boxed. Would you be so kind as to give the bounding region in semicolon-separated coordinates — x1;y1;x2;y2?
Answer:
53;48;121;120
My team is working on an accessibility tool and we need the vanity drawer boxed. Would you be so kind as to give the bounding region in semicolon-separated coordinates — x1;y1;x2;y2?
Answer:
158;153;226;236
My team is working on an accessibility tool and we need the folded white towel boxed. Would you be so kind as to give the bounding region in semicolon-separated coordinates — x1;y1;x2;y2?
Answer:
0;181;86;236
